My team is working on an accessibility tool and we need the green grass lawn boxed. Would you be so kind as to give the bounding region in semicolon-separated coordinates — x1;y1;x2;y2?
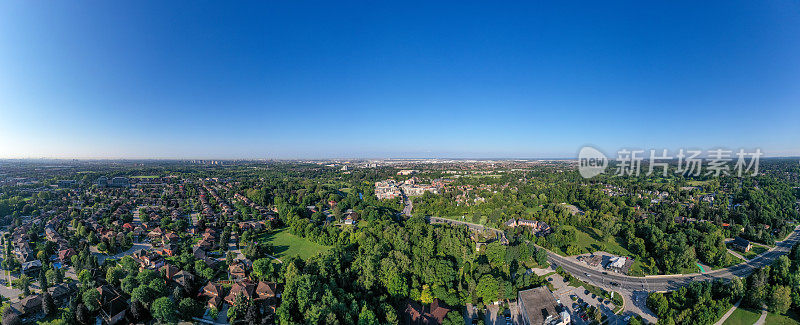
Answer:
687;180;711;186
766;310;800;325
742;245;769;259
711;253;745;270
553;225;635;257
727;243;768;260
259;228;331;260
722;307;762;325
524;206;542;215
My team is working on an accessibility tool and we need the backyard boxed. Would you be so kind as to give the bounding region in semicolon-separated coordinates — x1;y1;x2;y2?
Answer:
738;245;769;260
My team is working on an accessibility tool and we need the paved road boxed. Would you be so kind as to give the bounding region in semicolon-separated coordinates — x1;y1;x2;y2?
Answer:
547;226;800;293
429;216;493;232
484;304;501;325
464;303;475;325
429;218;800;323
429;217;800;293
91;205;152;263
92;241;152;264
401;192;413;217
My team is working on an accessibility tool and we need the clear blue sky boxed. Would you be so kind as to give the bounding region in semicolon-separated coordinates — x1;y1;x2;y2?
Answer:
1;1;799;159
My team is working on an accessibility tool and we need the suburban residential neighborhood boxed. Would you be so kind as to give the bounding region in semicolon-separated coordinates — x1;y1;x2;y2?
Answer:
0;158;797;325
2;1;799;325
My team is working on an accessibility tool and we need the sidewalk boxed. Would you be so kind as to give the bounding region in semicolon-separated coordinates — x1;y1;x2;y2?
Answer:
714;299;741;325
727;249;747;261
754;306;768;325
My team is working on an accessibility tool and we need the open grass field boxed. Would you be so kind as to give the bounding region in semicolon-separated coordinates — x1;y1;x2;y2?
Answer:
766;310;800;325
722;307;761;325
687;180;712;186
259;228;330;260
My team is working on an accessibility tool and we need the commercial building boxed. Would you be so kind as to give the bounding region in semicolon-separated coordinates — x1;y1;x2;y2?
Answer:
605;256;634;274
518;286;569;325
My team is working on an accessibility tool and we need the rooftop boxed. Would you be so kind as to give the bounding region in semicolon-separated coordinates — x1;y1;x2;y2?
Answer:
518;286;561;325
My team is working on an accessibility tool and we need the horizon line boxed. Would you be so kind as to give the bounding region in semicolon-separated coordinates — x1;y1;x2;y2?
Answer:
2;156;800;161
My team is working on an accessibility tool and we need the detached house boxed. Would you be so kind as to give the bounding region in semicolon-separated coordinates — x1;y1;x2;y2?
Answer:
21;260;42;275
228;262;249;280
8;295;42;318
223;280;281;313
95;285;128;325
199;282;225;310
58;248;76;263
404;299;452;325
224;281;256;305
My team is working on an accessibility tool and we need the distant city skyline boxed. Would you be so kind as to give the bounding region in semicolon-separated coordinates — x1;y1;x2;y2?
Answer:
2;1;799;159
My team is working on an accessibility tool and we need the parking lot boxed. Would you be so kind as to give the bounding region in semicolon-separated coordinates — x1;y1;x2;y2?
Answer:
465;267;643;325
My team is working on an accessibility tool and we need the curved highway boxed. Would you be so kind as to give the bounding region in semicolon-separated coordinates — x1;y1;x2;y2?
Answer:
546;226;800;292
426;217;800;293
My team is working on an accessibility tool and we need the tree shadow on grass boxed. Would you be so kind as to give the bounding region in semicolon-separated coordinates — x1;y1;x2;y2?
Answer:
270;245;289;257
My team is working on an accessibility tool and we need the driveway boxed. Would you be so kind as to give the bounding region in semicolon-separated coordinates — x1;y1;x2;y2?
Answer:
508;300;521;324
464;303;475;325
484;304;502;325
0;277;22;301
